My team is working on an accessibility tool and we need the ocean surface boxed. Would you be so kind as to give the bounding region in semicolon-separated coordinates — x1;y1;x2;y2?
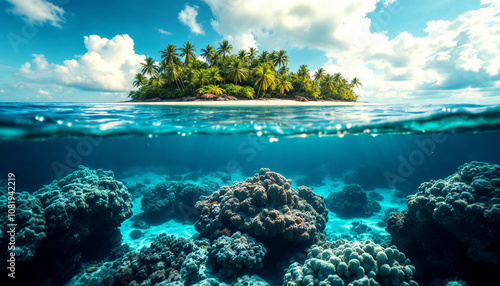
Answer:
1;102;500;286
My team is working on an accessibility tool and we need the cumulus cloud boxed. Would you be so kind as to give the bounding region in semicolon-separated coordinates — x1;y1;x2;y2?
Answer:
178;5;204;35
19;34;146;92
203;0;500;102
6;0;65;27
204;0;378;51
36;88;53;99
158;28;172;35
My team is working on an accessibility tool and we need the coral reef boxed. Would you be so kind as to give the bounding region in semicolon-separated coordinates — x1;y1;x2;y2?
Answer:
326;184;381;218
0;192;46;267
35;166;132;232
210;232;267;277
387;161;500;285
125;182;150;199
113;234;209;285
141;181;213;222
195;168;328;244
181;249;210;283
350;221;371;235
112;232;270;285
0;166;132;285
130;229;143;240
66;261;116;286
284;239;418;286
445;281;469;286
368;191;384;201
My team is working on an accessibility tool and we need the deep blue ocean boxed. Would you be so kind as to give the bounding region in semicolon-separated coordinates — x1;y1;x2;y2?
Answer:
1;103;499;286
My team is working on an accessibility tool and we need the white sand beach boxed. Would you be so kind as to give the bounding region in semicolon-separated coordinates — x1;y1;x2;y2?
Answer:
113;99;371;106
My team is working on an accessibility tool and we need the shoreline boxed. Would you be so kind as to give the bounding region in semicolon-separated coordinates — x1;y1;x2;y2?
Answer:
113;99;371;106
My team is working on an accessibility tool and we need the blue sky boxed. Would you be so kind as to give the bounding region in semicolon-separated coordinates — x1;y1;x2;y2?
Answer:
0;0;498;103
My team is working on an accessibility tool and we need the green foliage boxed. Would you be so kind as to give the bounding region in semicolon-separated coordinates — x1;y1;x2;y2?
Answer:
132;40;360;102
237;86;255;99
221;83;242;96
197;85;226;96
129;86;184;100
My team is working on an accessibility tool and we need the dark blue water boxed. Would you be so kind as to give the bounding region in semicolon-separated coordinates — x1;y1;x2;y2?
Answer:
1;103;499;192
2;133;500;194
1;103;499;286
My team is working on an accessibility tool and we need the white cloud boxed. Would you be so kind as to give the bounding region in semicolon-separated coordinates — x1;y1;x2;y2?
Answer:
204;0;378;51
38;89;49;95
158;28;172;35
0;90;4;93
203;0;500;102
6;0;65;28
383;0;397;6
36;89;53;99
197;55;207;63
436;51;451;62
178;5;204;35
19;34;146;92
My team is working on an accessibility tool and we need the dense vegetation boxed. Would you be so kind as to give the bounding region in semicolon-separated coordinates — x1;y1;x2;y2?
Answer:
129;40;361;101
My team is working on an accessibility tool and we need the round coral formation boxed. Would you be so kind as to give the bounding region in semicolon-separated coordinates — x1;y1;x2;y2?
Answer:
35;166;132;231
0;166;133;285
210;231;267;277
284;240;418;286
386;161;500;285
195;168;328;243
326;184;381;218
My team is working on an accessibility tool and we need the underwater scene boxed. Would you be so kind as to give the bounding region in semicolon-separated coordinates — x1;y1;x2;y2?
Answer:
1;103;500;286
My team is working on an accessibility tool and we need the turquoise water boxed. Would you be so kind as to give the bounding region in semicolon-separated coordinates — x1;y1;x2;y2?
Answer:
0;103;499;286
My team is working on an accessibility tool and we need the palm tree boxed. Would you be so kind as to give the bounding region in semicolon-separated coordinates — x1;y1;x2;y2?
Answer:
237;49;248;63
210;52;221;67
273;50;289;69
133;73;147;88
183;65;196;83
333;73;342;86
227;58;248;85
254;63;276;98
159;44;180;65
180;42;197;66
278;65;289;75
193;59;208;70
297;65;310;82
150;74;165;87
157;60;169;74
207;67;223;85
191;70;209;88
351;77;362;88
321;74;336;94
313;68;326;83
275;75;293;95
217;40;233;61
248;47;258;61
258;51;271;64
140;57;157;77
165;62;184;90
201;44;216;63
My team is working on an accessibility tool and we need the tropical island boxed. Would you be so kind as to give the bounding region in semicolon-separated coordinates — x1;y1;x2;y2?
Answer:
129;40;361;102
